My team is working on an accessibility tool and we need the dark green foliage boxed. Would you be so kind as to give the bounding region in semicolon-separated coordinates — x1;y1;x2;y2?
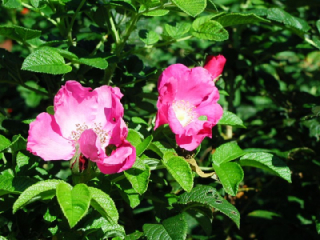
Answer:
0;0;319;239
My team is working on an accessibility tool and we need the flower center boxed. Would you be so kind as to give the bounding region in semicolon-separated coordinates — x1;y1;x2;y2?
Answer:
172;100;197;127
71;122;108;144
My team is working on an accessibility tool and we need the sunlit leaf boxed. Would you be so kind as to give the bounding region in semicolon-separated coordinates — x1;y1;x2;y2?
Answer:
56;183;91;228
13;180;65;213
213;162;244;196
143;213;187;240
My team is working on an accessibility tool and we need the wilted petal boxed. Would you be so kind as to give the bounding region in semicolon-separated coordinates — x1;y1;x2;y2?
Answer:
27;113;75;160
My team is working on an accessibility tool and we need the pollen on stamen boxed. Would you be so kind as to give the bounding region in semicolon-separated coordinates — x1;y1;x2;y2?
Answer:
71;123;89;141
172;100;197;127
71;122;109;145
93;122;108;144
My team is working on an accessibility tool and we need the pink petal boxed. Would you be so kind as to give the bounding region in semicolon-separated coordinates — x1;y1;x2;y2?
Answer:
93;86;124;125
109;118;128;146
196;102;223;126
97;140;136;174
158;64;189;90
54;81;98;139
176;134;205;151
154;102;169;129
167;104;185;134
203;55;226;80
175;67;215;105
78;129;102;162
158;65;215;106
27;113;75;160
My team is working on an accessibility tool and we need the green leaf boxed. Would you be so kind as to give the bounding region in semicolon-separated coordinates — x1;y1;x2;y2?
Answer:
10;134;27;153
0;135;11;152
17;81;47;108
125;231;144;240
54;48;78;60
21;47;72;75
164;23;191;39
124;157;150;194
132;116;148;125
0;175;35;196
139;0;169;16
82;216;125;239
239;152;291;182
89;187;119;223
2;0;21;8
0;25;41;41
30;0;40;8
213;162;244;196
198;115;208;121
139;30;160;45
216;13;270;27
248;210;281;220
192;15;215;29
148;141;176;158
44;208;57;222
143;213;188;240
163;155;193;192
210;141;245;166
178;185;240;228
172;0;206;17
316;20;320;34
136;135;153;156
16;151;29;168
13;179;65;213
250;8;310;33
115;179;141;208
46;106;54;115
143;10;169;16
218;111;246;128
127;129;142;147
77;58;108;69
192;20;229;41
56;183;91;228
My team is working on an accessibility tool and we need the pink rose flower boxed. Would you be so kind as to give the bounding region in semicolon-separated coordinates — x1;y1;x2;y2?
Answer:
155;56;225;151
203;54;226;81
27;80;136;174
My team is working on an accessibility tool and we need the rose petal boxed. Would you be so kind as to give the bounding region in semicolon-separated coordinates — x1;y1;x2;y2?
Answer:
93;85;124;125
203;55;226;80
54;80;98;139
78;129;101;162
176;134;205;151
175;67;215;105
158;64;188;90
97;140;136;174
27;113;75;160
